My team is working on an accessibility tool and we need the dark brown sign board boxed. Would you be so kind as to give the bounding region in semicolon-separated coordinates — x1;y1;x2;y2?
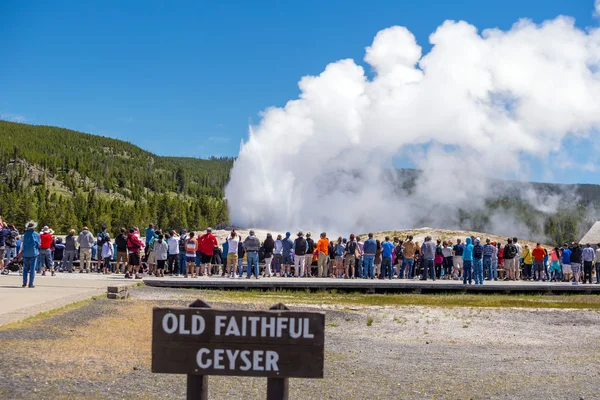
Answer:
152;306;325;379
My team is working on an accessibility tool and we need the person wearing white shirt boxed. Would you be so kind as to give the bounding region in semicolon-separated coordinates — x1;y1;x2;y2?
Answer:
167;231;180;276
101;238;113;274
226;230;240;278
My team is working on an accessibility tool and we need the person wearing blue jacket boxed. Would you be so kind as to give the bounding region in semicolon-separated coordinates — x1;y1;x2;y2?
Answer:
462;237;474;285
21;221;41;288
362;233;377;279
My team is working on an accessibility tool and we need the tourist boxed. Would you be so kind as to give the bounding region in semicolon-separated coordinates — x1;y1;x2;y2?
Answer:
96;225;109;272
212;243;222;275
421;236;436;281
167;231;180;276
490;241;499;281
503;239;518;281
395;239;405;278
178;230;188;277
496;242;504;280
344;234;358;279
155;234;168;277
362;233;376;280
355;235;364;278
236;237;245;278
273;234;283;276
560;243;572;282
442;241;454;280
54;237;65;272
184;232;197;278
483;239;495;281
453;239;464;280
281;232;293;278
549;247;561;282
293;231;308;278
521;244;533;280
221;237;228;276
381;236;395;280
374;240;382;278
570;243;582;285
316;232;329;278
39;226;55;276
146;231;157;276
6;224;19;265
21;221;40;288
582;243;595;284
513;237;523;279
226;230;239;278
244;230;261;279
402;236;416;279
64;229;77;273
532;243;546;281
414;242;423;278
77;227;95;273
198;228;219;277
472;238;484;285
333;237;345;278
101;235;113;274
595;243;600;284
0;222;9;274
462;237;474;285
145;224;155;250
305;233;315;277
434;239;444;279
126;227;145;279
263;233;275;277
114;228;128;274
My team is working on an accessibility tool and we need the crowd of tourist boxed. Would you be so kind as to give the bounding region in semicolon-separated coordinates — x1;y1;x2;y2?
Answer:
1;218;600;288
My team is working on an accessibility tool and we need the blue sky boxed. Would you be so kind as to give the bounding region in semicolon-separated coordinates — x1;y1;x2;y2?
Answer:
1;0;598;183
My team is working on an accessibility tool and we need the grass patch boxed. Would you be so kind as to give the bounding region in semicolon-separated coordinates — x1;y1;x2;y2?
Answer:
366;316;374;326
0;298;94;330
186;289;600;310
326;323;339;328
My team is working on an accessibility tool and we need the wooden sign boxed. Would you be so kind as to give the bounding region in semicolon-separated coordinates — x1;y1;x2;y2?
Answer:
152;304;325;379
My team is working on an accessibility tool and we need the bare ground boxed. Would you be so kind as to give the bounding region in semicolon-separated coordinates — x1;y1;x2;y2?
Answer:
0;286;599;399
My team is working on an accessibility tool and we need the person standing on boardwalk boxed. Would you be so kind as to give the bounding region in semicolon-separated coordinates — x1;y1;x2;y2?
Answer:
453;239;464;280
64;229;78;273
483;239;495;281
582;243;595;284
472;238;484;285
77;227;95;273
226;230;240;278
363;233;377;279
198;228;219;277
513;237;523;279
421;236;436;281
402;236;416;279
21;221;40;288
154;234;168;277
114;228;128;274
560;243;572;282
502;239;517;281
381;236;395;280
344;234;358;279
304;233;315;277
0;222;10;274
184;232;197;278
293;231;308;277
462;237;474;285
595;243;600;284
570;243;582;285
273;234;283;276
281;232;293;278
39;226;55;276
244;230;261;279
532;243;546;281
263;233;275;277
167;231;179;276
126;228;145;279
316;232;329;278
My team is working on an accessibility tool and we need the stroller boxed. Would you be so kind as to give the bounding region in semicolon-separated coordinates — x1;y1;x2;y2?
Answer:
2;252;23;275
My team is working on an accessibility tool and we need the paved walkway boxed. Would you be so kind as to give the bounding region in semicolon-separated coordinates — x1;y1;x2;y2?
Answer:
0;272;136;326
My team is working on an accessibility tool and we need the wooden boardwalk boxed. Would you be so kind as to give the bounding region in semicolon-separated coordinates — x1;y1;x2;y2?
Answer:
143;276;600;294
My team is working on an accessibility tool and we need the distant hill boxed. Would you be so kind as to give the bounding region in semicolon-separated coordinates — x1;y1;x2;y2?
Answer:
0;120;232;234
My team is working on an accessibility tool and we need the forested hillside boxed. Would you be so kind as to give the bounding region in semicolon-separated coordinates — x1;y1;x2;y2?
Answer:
0;120;232;234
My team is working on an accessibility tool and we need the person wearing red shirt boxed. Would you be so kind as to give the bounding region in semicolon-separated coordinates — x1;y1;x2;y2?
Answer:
197;227;219;277
39;226;55;276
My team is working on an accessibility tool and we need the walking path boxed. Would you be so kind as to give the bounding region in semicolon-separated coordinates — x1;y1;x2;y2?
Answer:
0;272;137;326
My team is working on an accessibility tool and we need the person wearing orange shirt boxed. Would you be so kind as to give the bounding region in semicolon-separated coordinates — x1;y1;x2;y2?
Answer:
531;243;546;282
316;232;329;278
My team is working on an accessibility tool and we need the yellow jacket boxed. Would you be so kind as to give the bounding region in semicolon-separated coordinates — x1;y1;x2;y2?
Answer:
522;247;533;264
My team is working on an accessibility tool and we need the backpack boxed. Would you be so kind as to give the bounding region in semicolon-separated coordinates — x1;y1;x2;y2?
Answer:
505;244;517;259
6;231;16;247
473;245;483;258
178;236;187;251
395;245;404;260
97;231;108;246
346;241;357;257
435;245;443;256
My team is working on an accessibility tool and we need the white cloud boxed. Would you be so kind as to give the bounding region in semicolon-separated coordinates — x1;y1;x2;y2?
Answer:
226;6;600;233
595;0;600;17
0;113;26;123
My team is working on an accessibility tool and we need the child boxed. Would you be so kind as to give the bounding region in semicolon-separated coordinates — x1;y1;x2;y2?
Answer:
184;232;197;278
101;236;113;274
154;234;168;278
54;237;65;272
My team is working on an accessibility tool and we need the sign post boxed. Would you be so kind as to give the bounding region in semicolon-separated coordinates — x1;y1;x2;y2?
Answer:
151;299;325;400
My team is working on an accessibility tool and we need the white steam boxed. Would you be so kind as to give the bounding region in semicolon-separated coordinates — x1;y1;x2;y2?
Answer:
226;7;600;235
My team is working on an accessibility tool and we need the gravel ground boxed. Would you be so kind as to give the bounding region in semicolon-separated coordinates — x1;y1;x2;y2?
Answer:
1;286;599;399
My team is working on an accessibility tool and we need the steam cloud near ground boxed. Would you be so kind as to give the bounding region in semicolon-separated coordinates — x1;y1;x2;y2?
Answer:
226;4;600;237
